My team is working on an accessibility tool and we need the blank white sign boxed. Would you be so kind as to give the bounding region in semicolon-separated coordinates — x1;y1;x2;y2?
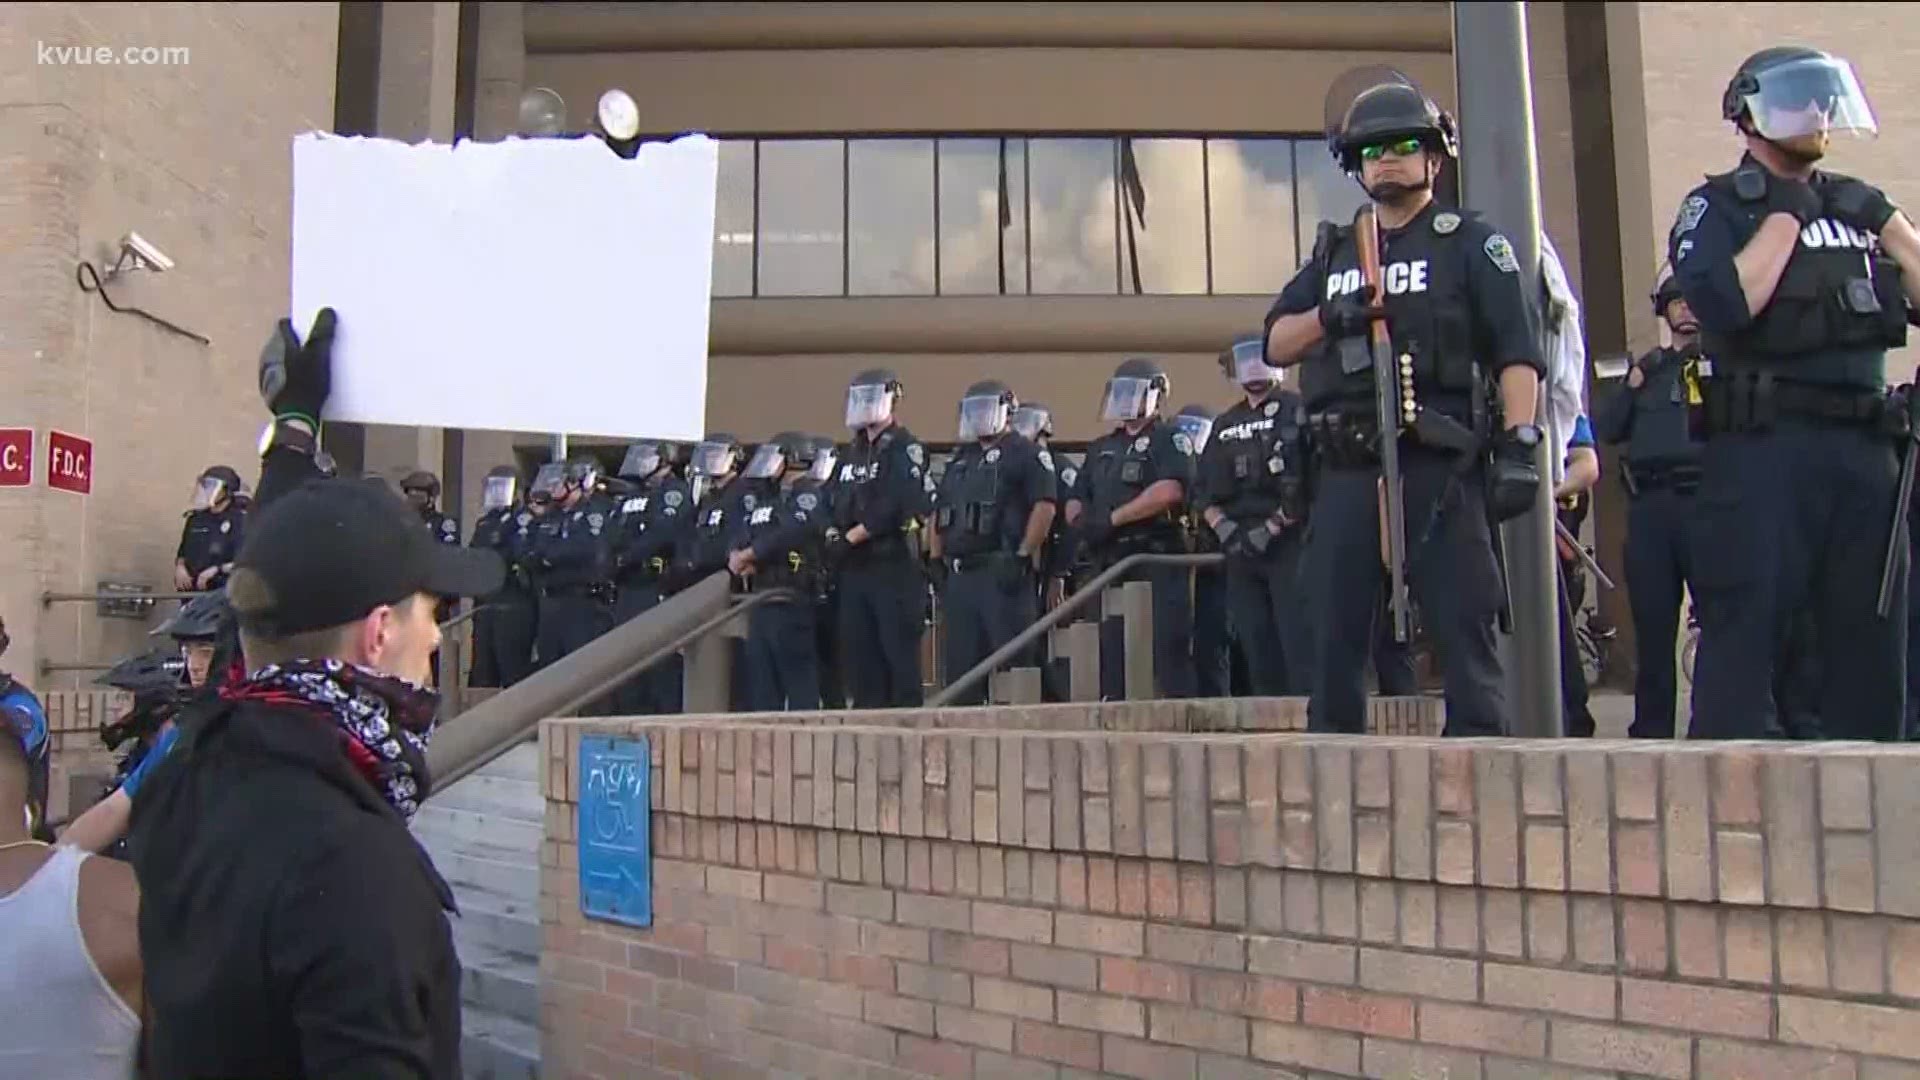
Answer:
290;132;716;442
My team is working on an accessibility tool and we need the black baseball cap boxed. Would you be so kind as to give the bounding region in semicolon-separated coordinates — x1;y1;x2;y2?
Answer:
229;480;504;637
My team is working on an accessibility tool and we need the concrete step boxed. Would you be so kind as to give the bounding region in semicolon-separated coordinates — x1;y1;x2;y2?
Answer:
414;803;544;854
462;941;540;1025
425;838;540;903
473;740;542;782
428;773;544;823
462;1007;540;1080
450;883;542;960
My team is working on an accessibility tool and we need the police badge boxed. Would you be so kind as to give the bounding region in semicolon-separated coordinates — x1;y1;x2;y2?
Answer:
1037;450;1055;472
798;492;818;511
220;521;231;534
1264;401;1278;418
1433;211;1461;235
907;443;925;467
1133;437;1149;453
1172;432;1194;456
986;448;1001;464
743;494;757;512
587;512;605;535
664;490;684;508
1062;467;1079;488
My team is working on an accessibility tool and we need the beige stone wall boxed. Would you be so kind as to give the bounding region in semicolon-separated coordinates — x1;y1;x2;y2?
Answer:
1631;1;1920;383
0;3;337;687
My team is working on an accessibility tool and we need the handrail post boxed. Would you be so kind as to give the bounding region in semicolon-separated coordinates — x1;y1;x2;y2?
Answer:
1118;580;1155;701
683;622;732;714
1058;622;1100;702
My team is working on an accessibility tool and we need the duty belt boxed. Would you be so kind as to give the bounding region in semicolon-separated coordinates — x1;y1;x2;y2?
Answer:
1620;460;1702;497
1701;373;1888;435
1308;408;1478;469
947;552;1004;574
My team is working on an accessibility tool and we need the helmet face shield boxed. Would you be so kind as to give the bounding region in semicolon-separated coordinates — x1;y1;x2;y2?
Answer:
1101;377;1159;423
1229;339;1282;387
1010;405;1052;442
742;444;787;480
531;463;567;500
482;475;517;512
190;476;225;511
1740;56;1877;141
619;442;663;480
957;395;1010;441
690;440;738;478
808;447;838;484
1172;414;1214;454
845;383;894;429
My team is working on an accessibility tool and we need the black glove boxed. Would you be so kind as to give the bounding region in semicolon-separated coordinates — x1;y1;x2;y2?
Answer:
823;533;851;567
994;552;1029;594
1080;511;1114;549
1764;176;1823;226
1210;518;1240;552
1318;284;1379;340
1824;178;1898;234
258;307;337;424
1487;426;1543;523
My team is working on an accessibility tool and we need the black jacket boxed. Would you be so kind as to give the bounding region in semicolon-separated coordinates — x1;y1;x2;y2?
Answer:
128;699;461;1079
127;440;462;1079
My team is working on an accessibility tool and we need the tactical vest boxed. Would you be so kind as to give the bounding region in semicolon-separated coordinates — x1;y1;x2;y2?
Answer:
1083;425;1181;550
1624;348;1704;467
1303;210;1479;414
935;445;1011;558
1211;393;1313;525
1701;167;1906;390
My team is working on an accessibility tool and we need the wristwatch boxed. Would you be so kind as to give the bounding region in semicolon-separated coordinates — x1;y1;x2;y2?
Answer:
1507;423;1544;448
257;417;318;458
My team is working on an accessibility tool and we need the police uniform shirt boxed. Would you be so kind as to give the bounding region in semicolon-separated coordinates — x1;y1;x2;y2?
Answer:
1070;418;1196;539
1196;389;1311;526
833;424;932;550
1668;152;1906;391
1264;201;1545;414
420;509;461;548
611;477;692;580
744;480;829;575
534;494;615;589
1592;347;1702;467
687;479;760;576
934;434;1058;559
176;504;247;578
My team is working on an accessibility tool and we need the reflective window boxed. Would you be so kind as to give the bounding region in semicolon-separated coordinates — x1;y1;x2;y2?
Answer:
849;139;936;295
756;139;844;296
1118;138;1207;295
1294;140;1367;262
712;140;755;297
1028;138;1118;295
1206;139;1297;293
938;138;1029;295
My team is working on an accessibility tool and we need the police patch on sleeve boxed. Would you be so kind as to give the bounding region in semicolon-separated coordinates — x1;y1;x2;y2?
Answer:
1062;466;1079;488
1484;233;1520;274
1038;450;1055;472
1673;194;1709;237
907;443;925;467
1172;432;1195;456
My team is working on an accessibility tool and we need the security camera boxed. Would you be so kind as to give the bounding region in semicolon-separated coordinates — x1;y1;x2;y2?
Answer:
116;231;174;275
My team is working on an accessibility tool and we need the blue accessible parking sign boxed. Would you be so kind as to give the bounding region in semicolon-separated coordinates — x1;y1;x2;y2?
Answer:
577;735;652;929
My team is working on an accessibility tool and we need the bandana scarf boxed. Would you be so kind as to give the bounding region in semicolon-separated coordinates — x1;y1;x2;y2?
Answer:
221;659;439;819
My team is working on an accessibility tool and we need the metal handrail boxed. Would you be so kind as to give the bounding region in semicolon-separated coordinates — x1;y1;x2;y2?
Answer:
929;551;1223;707
42;589;202;607
426;576;801;792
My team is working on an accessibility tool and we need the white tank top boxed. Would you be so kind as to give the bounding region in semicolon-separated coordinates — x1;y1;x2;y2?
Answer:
0;844;141;1080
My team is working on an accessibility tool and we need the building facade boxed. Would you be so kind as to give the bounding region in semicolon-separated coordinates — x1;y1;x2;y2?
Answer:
3;1;1917;688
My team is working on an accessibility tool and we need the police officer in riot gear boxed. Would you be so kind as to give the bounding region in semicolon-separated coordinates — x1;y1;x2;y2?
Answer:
529;456;616;685
1594;275;1705;737
1171;405;1232;698
1196;338;1317;696
797;436;845;709
1264;67;1546;736
607;441;692;713
930;381;1058;706
175;465;247;594
469;466;539;689
829;370;933;708
1068;358;1198;700
400;471;461;548
1670;46;1920;740
675;433;756;588
1010;403;1075;700
728;433;829;711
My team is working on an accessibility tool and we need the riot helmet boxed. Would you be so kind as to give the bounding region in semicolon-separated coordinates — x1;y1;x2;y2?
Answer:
1101;358;1171;424
400;470;440;513
1324;66;1458;177
1220;334;1282;393
744;431;809;480
1173;405;1216;455
482;465;519;512
690;434;743;479
958;379;1017;441
563;456;601;495
1011;403;1054;443
618;440;669;482
1723;46;1877;146
807;437;839;484
845;368;903;430
190;465;243;511
1650;269;1698;338
530;461;567;505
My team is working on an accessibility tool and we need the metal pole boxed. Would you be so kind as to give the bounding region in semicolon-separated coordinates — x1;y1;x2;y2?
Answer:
551;433;569;462
1452;0;1564;737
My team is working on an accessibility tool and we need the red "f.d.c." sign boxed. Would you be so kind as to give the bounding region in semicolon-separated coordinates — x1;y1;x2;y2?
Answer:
46;430;92;495
0;429;31;488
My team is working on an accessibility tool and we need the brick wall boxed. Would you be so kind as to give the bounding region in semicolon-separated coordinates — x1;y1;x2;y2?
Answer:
538;721;1920;1079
